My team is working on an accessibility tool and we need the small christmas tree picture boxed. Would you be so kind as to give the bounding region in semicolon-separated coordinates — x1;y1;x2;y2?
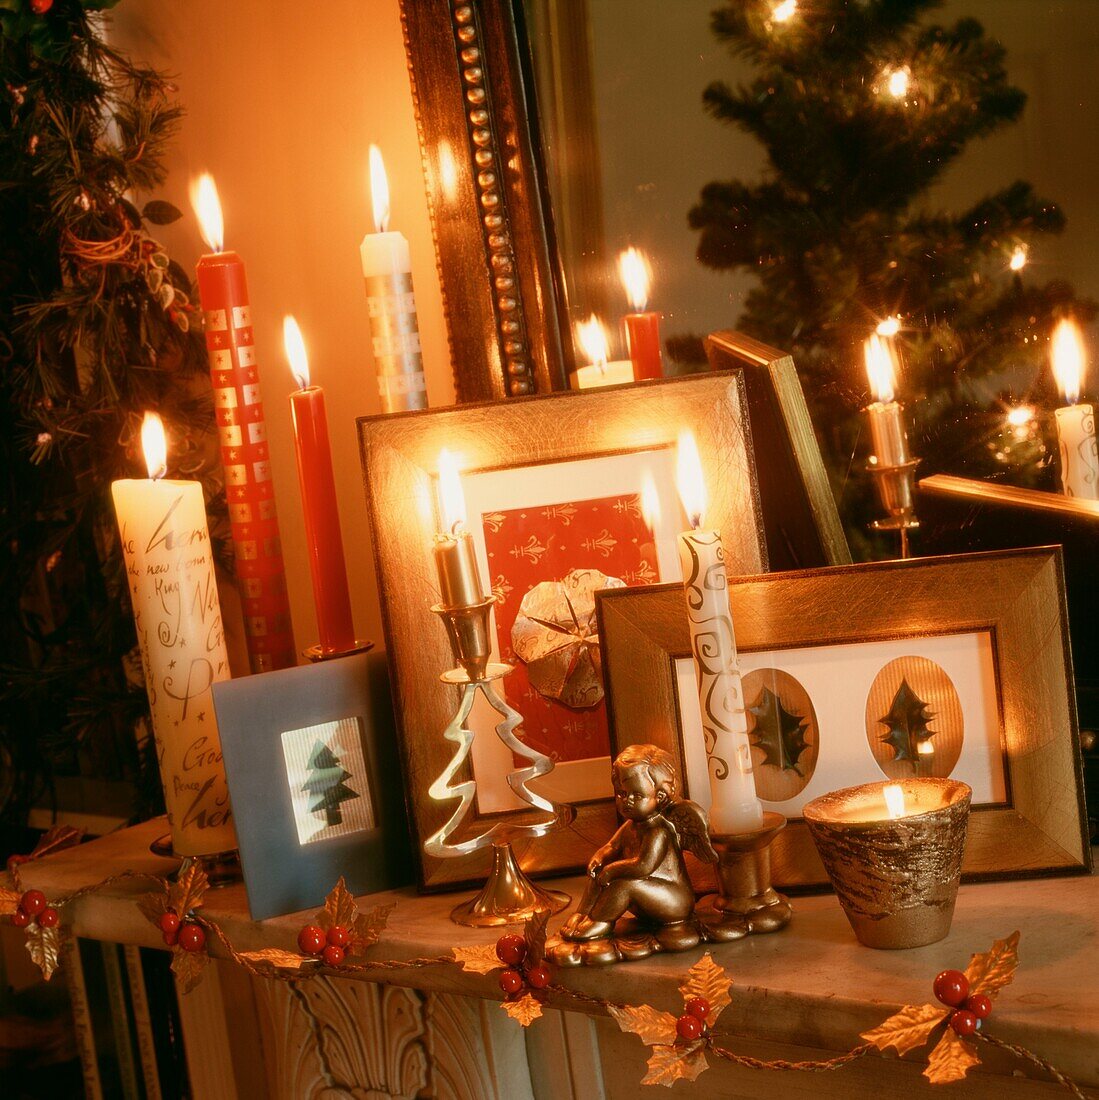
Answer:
301;741;359;829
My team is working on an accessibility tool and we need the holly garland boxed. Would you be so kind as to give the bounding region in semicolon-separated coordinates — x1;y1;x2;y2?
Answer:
1;834;1090;1097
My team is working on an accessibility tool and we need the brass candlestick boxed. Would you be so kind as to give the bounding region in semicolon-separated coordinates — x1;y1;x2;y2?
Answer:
697;811;792;937
868;456;920;559
428;596;573;926
304;639;374;663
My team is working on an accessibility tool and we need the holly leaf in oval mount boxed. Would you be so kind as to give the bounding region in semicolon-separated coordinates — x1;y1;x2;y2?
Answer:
749;686;810;774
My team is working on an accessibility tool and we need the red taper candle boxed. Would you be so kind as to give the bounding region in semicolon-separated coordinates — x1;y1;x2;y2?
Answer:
284;317;356;655
192;175;296;672
619;247;663;380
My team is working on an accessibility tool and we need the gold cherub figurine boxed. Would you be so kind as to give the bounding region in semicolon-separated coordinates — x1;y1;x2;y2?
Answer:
559;744;717;956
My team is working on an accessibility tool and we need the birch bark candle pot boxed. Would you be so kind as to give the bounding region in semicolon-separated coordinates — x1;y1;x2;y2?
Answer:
803;778;970;949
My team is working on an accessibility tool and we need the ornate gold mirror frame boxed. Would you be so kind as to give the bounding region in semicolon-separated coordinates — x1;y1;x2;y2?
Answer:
400;0;571;401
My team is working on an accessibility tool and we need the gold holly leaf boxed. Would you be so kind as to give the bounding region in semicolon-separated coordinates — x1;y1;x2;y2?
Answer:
316;877;359;932
964;930;1020;999
26;825;83;862
238;948;315;972
24;923;61;982
861;1002;948;1055
171;947;209;994
924;1027;981;1085
452;944;503;975
501;993;543;1027
524;907;551;965
678;953;732;1026
167;863;209;918
641;1043;709;1086
607;1004;679;1047
349;901;394;955
137;891;168;929
0;887;21;916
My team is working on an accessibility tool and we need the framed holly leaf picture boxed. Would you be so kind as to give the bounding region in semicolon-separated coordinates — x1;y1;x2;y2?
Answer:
598;547;1091;891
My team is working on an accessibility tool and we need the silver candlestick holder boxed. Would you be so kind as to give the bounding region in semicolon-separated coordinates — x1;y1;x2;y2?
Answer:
427;596;573;926
868;456;920;559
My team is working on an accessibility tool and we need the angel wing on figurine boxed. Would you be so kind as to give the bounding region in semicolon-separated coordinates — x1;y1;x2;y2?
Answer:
557;744;717;956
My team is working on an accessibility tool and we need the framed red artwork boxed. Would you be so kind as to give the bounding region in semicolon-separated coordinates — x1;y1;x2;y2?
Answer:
360;371;824;890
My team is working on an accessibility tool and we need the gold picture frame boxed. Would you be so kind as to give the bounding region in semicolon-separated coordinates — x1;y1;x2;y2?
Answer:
359;372;781;891
597;547;1091;891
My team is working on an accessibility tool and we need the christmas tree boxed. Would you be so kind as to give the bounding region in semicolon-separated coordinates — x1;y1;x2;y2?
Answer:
0;1;222;841
689;0;1095;548
302;741;359;828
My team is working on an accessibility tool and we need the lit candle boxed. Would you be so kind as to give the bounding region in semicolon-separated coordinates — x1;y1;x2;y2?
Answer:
361;146;427;413
619;247;663;380
675;431;764;835
111;414;236;856
284;316;356;655
571;315;634;390
1051;319;1099;499
191;174;296;674
864;333;910;466
433;450;485;608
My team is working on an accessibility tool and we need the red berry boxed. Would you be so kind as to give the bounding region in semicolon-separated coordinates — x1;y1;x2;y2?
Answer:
297;925;327;956
966;993;992;1020
162;929;178;947
12;908;30;929
526;963;552;989
933;969;970;1007
31;0;54;13
322;944;345;967
38;907;59;928
326;925;350;948
684;996;711;1022
159;911;180;935
21;890;47;917
676;1014;704;1042
950;1009;978;1036
496;933;527;966
499;968;524;995
177;923;206;953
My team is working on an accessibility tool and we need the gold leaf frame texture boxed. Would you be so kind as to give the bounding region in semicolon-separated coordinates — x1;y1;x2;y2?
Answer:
596;547;1091;891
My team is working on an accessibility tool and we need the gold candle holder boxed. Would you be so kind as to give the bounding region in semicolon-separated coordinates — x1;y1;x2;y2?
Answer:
868;457;920;558
803;778;971;950
427;598;573;926
697;811;792;938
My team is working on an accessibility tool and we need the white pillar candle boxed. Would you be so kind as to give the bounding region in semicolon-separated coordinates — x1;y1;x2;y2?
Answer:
676;432;764;835
361;146;426;413
112;414;236;857
572;314;634;390
1051;320;1099;499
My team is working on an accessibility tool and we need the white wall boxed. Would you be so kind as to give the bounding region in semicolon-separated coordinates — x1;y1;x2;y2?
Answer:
110;0;454;660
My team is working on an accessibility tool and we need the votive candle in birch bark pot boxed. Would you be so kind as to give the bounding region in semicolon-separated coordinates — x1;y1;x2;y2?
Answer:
803;778;970;949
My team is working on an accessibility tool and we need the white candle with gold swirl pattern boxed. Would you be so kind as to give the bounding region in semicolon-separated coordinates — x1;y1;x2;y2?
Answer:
676;432;763;835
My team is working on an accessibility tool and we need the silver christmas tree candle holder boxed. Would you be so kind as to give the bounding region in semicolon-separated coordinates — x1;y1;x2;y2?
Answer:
427;596;573;926
868;456;920;559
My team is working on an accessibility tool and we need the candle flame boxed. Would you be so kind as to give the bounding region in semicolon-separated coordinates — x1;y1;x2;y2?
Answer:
369;144;390;234
917;740;935;756
639;472;661;531
1052;319;1086;405
438;448;467;533
676;430;706;529
190;173;224;253
283;315;310;389
883;783;905;820
618;247;652;312
885;66;910;99
141;412;168;481
1009;244;1028;272
864;334;897;404
771;0;796;22
577;314;609;370
876;315;900;338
